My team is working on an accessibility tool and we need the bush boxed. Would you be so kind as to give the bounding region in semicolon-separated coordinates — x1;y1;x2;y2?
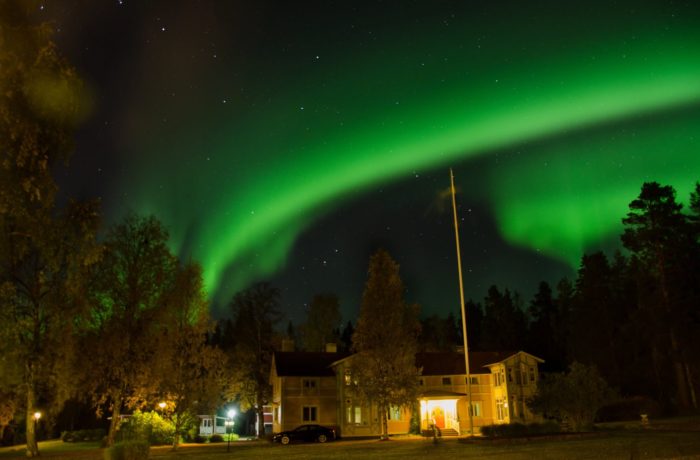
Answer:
222;433;239;442
117;411;175;446
62;428;106;443
193;435;206;444
596;396;663;422
480;422;560;438
104;440;150;460
209;434;224;443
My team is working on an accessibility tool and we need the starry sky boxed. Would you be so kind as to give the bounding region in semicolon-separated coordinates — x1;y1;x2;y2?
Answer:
49;1;700;323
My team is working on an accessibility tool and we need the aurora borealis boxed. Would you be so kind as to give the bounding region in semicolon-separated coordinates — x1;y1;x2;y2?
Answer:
54;1;700;319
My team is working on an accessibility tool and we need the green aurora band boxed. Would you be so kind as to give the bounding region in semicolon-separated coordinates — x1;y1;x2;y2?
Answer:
120;10;700;310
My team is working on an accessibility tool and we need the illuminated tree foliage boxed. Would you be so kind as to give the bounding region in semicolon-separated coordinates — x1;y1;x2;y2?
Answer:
352;249;421;439
226;282;281;438
154;262;225;449
301;293;341;352
0;1;95;456
81;214;176;446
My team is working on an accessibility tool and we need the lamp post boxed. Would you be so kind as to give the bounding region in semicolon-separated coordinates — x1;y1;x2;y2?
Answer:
33;411;41;443
226;409;236;452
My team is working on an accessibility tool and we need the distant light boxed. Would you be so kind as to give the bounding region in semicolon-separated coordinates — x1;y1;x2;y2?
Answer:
33;412;42;420
158;402;166;409
227;409;236;418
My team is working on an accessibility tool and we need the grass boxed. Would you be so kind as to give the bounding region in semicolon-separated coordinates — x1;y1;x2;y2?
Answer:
2;419;700;459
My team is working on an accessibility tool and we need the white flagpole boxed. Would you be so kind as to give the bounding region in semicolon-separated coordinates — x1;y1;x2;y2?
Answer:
450;168;473;437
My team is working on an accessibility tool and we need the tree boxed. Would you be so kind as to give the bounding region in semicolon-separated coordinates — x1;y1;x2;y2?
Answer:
81;214;176;446
528;362;615;431
300;294;341;351
0;202;99;456
528;282;557;362
568;253;625;387
339;320;354;352
351;249;421;439
622;182;697;409
480;286;527;351
1;1;94;455
226;282;281;437
154;262;225;449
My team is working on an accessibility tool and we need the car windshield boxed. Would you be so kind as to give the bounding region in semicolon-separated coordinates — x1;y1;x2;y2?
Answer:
295;426;309;431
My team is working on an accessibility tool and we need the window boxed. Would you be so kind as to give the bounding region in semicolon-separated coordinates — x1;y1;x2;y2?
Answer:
344;369;352;386
515;369;522;385
303;379;317;389
529;367;536;383
302;406;317;422
507;367;513;383
466;376;479;385
354;406;363;424
496;399;507;421
418;378;424;386
442;377;452;385
388;406;402;421
468;402;482;417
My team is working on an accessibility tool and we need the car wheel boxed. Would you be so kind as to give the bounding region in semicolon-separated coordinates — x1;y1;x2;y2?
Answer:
281;435;290;445
318;434;327;443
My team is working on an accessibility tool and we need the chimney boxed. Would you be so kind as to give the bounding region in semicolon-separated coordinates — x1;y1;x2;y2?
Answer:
281;339;295;352
325;343;337;353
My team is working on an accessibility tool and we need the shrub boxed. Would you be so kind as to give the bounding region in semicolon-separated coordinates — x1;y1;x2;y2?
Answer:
62;428;106;443
209;434;224;443
222;433;239;442
117;411;175;446
480;422;560;438
193;435;206;444
596;396;663;422
104;440;150;460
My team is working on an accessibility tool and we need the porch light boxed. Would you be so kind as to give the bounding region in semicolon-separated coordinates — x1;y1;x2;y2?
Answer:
33;411;41;420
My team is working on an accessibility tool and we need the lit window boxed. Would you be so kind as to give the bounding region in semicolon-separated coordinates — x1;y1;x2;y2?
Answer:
388;406;401;421
468;402;482;417
442;377;451;385
355;406;362;424
344;370;352;386
302;406;318;422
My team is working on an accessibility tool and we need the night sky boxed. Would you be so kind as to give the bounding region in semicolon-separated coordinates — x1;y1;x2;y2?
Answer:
47;1;700;323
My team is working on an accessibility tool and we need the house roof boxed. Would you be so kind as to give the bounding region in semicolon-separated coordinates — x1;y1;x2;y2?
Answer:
416;351;524;375
273;351;350;377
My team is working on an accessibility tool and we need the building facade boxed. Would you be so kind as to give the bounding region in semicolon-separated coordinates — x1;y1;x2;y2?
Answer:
270;349;543;437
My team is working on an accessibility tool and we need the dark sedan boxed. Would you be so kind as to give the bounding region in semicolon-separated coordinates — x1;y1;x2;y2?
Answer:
272;424;336;445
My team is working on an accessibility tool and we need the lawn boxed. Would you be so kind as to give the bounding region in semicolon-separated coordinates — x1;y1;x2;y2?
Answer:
2;423;700;459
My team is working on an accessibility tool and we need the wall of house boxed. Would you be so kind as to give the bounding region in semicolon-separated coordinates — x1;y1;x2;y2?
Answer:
274;375;337;432
489;354;541;425
419;373;495;434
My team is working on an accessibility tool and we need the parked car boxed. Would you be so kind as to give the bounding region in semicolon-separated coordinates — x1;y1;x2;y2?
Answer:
272;424;336;445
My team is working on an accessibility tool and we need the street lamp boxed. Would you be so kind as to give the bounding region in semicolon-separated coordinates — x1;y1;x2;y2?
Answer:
226;409;236;452
158;401;166;410
33;412;41;442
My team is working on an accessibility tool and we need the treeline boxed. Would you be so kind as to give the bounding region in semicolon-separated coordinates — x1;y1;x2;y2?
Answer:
420;181;700;412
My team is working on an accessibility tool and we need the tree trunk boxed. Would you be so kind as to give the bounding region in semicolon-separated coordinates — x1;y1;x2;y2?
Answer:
172;413;181;450
106;393;122;447
380;404;388;440
257;406;265;438
25;385;39;457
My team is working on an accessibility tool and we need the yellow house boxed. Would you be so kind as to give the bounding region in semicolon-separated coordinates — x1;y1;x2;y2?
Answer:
270;349;543;437
269;349;349;433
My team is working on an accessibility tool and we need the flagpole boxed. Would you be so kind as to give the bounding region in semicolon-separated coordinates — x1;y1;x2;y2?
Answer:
450;168;473;437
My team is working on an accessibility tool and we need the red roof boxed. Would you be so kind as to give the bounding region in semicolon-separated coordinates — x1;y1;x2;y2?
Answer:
416;351;518;375
273;351;350;377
